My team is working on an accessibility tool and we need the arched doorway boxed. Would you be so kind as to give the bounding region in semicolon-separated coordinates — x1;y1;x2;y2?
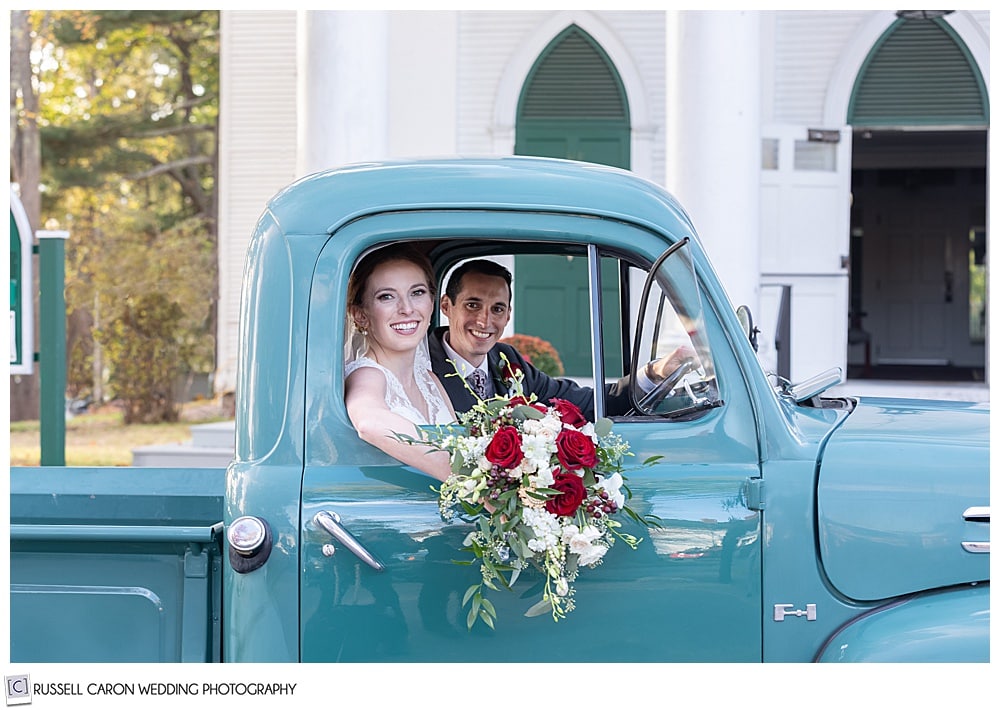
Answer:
513;25;630;377
847;13;989;381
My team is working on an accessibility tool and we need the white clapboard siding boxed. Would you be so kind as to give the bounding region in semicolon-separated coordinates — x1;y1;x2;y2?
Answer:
217;11;299;393
772;11;872;125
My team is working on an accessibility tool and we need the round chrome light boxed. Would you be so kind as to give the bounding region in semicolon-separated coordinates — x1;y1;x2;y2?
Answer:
227;515;267;556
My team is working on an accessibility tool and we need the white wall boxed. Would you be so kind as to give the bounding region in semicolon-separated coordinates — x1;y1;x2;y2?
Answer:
216;11;299;394
388;12;459;157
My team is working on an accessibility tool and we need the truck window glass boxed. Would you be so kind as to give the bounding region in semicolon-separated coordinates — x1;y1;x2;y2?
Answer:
630;241;720;418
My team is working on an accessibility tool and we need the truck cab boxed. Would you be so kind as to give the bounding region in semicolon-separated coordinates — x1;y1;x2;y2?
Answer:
224;157;989;662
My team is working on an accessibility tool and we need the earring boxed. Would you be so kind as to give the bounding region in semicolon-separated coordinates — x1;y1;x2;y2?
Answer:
355;321;368;336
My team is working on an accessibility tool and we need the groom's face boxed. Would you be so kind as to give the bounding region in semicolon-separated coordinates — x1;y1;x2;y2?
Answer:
440;272;511;367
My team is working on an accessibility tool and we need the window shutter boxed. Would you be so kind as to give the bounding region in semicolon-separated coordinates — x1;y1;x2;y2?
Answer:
849;18;988;127
518;27;628;121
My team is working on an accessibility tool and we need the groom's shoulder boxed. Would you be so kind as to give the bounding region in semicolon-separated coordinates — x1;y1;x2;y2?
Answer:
428;326;448;347
427;326;449;366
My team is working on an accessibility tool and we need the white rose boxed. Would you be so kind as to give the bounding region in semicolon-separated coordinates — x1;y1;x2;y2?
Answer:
565;525;601;553
577;543;608;566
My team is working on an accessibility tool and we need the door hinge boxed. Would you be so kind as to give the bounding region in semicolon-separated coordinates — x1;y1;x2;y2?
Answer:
744;477;764;511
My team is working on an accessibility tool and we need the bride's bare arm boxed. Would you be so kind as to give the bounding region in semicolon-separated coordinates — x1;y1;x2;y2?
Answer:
345;367;452;482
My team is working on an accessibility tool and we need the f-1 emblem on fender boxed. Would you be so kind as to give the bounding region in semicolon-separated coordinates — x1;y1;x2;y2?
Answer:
773;603;817;621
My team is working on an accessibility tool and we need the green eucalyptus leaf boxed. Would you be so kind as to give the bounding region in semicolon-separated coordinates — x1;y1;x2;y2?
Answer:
524;598;554;618
462;585;479;606
594;418;613;438
480;596;496;617
515;405;545;420
485;400;507;416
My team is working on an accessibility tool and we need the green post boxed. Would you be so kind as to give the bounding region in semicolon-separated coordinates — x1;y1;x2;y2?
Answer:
37;229;68;466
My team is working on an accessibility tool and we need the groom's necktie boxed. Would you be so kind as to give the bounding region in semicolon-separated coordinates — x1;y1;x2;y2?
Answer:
469;369;488;399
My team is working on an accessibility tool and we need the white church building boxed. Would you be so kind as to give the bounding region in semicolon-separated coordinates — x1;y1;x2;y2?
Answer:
214;10;989;394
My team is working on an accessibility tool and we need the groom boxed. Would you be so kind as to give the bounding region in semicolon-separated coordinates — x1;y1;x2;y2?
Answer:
427;259;686;419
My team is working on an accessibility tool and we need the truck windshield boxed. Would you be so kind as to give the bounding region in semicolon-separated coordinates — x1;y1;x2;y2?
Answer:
630;238;720;418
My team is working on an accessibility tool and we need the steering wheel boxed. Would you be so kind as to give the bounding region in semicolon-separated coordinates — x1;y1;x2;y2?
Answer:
636;357;698;412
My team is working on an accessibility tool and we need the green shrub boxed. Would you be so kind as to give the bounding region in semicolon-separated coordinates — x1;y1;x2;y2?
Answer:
95;292;184;424
500;334;564;377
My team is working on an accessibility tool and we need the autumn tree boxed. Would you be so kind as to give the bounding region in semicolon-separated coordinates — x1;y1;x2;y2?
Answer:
10;10;219;423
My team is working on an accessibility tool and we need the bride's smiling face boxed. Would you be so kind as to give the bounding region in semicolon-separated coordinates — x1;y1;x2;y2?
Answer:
352;259;435;353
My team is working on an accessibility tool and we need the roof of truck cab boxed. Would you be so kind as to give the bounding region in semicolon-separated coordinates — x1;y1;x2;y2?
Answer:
261;156;698;240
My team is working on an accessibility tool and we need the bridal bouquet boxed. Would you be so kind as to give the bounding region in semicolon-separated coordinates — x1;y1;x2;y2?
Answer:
410;357;657;630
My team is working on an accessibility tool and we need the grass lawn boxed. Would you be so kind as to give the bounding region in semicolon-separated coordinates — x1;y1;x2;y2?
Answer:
9;402;229;467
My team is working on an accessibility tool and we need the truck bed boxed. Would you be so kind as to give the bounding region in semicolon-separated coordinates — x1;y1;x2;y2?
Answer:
9;466;226;663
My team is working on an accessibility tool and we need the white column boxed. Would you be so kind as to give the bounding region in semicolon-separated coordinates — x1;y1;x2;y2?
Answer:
666;11;761;315
298;11;389;176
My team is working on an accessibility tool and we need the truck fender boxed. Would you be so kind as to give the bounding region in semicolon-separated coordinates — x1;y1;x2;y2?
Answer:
815;584;989;662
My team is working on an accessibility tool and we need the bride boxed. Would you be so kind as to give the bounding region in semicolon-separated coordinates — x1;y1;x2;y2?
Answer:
344;244;457;481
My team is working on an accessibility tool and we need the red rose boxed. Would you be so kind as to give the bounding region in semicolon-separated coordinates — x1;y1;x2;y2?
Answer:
508;395;530;407
551;398;588;428
555;428;598;471
485;425;524;469
545;470;587;516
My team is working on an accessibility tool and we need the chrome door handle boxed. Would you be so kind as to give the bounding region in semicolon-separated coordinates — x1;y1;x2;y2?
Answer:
313;510;386;571
963;506;990;522
962;506;990;554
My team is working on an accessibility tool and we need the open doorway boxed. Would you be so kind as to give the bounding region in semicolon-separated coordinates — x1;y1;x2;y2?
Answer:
848;129;987;381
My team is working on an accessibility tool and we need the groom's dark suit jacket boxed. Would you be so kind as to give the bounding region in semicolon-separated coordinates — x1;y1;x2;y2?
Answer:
428;326;632;420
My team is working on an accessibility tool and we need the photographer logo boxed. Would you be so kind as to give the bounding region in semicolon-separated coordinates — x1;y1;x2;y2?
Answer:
5;676;31;706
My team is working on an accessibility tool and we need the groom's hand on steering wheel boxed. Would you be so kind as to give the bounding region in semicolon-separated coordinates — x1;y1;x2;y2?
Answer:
644;345;699;383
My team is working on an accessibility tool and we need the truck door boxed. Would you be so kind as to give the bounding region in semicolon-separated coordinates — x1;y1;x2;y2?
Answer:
299;213;761;661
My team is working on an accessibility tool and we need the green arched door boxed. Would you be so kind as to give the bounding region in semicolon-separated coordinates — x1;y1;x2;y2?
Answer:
514;26;630;377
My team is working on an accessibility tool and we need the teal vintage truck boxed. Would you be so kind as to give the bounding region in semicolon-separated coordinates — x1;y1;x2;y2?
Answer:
9;157;989;663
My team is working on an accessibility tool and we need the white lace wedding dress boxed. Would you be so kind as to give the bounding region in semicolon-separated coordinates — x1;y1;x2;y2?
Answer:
344;350;453;426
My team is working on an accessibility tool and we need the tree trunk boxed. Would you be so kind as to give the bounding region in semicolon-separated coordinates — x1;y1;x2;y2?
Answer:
92;294;104;404
9;11;43;422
